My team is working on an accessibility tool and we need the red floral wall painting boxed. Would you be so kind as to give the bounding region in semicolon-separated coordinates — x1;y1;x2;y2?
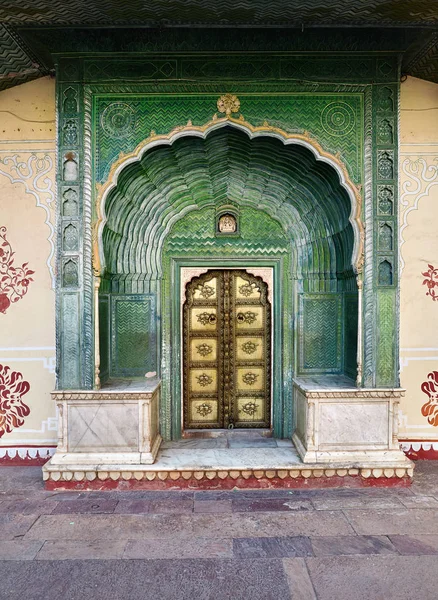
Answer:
421;371;438;426
0;364;31;438
422;264;438;301
0;226;34;314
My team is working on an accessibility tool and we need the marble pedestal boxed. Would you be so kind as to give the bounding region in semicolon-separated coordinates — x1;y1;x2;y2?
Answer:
292;377;412;469
45;380;162;472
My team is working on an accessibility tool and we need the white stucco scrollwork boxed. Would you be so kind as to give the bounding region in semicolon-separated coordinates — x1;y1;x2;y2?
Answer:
0;152;56;288
400;156;438;273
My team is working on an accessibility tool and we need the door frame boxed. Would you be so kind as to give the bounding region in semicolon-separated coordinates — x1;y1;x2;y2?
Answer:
169;256;288;439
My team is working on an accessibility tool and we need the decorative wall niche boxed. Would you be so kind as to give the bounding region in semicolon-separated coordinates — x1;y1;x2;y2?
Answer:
62;188;79;216
378;259;393;286
63;119;78;146
217;213;238;235
376;86;394;112
215;206;239;236
378;151;394;180
63;223;79;252
63;87;78;113
378;223;393;251
62;259;79;288
377;118;394;144
377;185;394;215
63;152;78;182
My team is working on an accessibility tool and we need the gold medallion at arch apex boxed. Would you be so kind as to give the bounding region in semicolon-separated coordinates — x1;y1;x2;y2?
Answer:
217;94;240;116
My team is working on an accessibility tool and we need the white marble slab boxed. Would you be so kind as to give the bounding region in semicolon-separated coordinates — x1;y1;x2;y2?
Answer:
100;378;160;393
152;447;302;470
294;375;357;391
319;402;389;447
68;403;139;452
50;452;142;465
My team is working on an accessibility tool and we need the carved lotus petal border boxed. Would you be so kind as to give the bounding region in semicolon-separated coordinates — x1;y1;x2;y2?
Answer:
43;465;414;485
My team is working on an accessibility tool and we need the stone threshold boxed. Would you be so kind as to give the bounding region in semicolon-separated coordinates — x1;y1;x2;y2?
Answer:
43;446;414;490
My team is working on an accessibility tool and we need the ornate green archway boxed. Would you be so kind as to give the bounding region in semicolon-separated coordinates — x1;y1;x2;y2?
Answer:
98;124;360;439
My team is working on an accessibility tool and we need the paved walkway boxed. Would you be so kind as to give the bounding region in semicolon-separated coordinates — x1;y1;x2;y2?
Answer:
1;462;438;599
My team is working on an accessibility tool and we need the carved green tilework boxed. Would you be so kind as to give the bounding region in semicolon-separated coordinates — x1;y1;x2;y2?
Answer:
299;294;343;373
98;295;110;383
344;293;358;380
376;288;397;387
165;206;289;256
54;49;401;433
102;126;354;281
110;295;156;377
94;94;363;183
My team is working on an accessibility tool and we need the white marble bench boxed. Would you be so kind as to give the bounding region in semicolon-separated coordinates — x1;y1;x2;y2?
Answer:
292;376;410;468
48;379;162;467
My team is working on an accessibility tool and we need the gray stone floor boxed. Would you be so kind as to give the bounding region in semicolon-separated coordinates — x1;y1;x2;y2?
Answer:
1;462;438;599
161;430;295;449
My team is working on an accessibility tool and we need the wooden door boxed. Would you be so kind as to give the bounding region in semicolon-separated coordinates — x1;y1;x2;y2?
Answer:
183;269;271;429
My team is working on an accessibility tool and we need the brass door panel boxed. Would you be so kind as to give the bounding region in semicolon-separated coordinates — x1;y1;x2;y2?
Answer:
183;270;271;429
190;339;218;362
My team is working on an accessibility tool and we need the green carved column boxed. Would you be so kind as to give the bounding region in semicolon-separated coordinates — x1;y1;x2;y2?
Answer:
373;79;400;387
56;58;94;389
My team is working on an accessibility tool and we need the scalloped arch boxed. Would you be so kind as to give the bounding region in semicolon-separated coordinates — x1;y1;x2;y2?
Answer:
95;116;363;279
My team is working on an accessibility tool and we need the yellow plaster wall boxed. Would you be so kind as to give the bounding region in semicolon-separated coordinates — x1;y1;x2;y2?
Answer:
399;76;438;441
0;77;57;450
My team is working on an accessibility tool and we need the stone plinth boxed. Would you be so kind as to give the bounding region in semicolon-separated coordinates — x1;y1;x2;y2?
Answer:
42;377;414;490
292;377;411;468
44;380;162;474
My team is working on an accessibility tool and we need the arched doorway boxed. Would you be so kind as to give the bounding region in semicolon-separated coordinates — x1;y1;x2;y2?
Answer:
183;269;271;430
98;124;360;440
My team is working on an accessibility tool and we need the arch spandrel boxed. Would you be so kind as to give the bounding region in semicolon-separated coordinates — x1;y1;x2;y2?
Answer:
94;115;364;278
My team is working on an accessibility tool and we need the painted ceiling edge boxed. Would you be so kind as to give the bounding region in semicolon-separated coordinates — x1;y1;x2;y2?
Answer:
1;16;438;91
0;24;48;92
93;116;363;278
1;0;438;26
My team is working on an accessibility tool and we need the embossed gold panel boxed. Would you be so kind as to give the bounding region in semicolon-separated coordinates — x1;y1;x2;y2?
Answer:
183;270;271;429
